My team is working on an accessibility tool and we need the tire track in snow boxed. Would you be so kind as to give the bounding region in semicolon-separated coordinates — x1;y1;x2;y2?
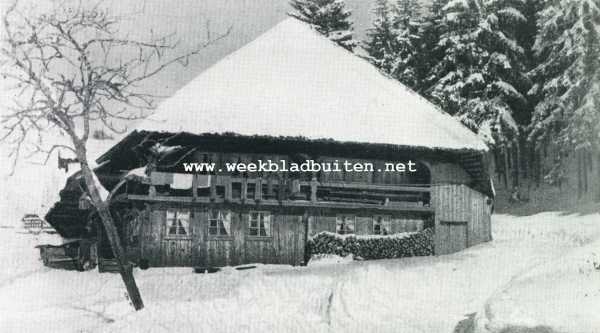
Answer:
457;237;599;333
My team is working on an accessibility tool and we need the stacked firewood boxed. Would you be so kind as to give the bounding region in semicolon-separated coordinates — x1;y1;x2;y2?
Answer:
308;228;434;260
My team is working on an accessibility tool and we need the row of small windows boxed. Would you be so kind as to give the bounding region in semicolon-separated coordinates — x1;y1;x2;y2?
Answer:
335;214;391;235
166;210;272;237
166;209;394;237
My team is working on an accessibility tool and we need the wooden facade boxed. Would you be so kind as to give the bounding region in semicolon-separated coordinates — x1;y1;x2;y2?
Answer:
119;201;434;267
76;148;493;268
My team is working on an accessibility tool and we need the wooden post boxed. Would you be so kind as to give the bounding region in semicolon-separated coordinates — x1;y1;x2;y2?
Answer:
302;210;310;265
277;174;286;201
310;177;318;203
225;176;232;202
255;178;263;201
241;178;248;203
291;179;300;197
210;175;217;201
267;177;274;199
192;174;198;200
148;185;156;198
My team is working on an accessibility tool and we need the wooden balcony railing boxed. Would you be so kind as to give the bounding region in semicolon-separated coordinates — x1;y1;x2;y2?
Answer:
128;174;433;212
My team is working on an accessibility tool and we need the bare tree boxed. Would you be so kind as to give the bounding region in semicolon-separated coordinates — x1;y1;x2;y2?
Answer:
1;0;230;310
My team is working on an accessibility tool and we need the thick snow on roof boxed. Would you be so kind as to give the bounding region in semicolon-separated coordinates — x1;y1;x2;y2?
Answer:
137;18;487;152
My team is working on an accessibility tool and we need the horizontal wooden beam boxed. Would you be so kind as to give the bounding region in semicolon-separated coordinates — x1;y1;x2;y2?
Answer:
318;182;431;193
127;194;434;212
212;176;431;191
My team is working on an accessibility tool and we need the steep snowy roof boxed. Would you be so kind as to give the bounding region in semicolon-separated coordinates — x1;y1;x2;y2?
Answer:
136;18;487;152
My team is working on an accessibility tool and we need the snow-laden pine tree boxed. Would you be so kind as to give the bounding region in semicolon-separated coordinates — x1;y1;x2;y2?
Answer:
421;0;450;92
390;0;424;89
426;0;529;146
289;0;358;51
364;0;400;73
363;0;423;90
528;0;600;181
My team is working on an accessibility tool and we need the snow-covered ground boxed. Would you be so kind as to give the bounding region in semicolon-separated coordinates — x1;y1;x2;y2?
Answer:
473;215;600;333
0;212;599;333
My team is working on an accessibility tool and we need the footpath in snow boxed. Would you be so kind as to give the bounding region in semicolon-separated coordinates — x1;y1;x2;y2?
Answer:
0;212;599;333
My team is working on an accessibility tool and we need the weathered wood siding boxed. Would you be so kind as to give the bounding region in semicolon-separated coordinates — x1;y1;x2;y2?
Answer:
437;222;468;254
136;205;306;267
470;189;492;245
120;155;492;265
431;184;492;254
132;204;436;267
140;207;163;266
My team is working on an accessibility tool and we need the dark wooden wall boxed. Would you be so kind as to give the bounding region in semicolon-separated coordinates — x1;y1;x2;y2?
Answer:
130;204;435;267
135;204;307;267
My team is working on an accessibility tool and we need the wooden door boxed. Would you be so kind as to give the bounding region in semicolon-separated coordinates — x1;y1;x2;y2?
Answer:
437;221;468;254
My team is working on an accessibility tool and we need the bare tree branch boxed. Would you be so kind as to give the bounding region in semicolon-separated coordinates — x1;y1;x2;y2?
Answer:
1;0;230;170
1;0;230;310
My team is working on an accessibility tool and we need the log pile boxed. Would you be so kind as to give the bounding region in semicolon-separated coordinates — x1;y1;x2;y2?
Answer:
308;228;434;260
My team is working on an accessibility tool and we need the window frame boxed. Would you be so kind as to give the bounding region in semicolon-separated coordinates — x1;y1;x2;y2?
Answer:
207;209;233;240
372;215;392;235
335;214;356;235
246;211;272;239
164;209;191;239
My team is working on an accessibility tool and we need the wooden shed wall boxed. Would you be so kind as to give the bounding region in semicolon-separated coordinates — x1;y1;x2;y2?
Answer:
470;189;493;245
431;184;491;255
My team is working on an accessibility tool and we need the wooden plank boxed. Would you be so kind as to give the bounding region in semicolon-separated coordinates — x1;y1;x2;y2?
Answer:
192;175;198;200
310;178;318;203
210;176;217;201
255;178;263;201
319;182;431;193
437;221;467;254
128;195;435;212
267;177;275;199
193;209;206;267
241;178;248;203
225;179;232;202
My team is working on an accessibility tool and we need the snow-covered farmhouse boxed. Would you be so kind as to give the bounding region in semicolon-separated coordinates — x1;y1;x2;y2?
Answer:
46;18;494;269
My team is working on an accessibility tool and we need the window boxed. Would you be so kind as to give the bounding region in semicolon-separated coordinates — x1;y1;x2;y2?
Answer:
166;210;190;237
336;215;355;235
248;211;271;237
373;215;391;235
208;210;231;236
